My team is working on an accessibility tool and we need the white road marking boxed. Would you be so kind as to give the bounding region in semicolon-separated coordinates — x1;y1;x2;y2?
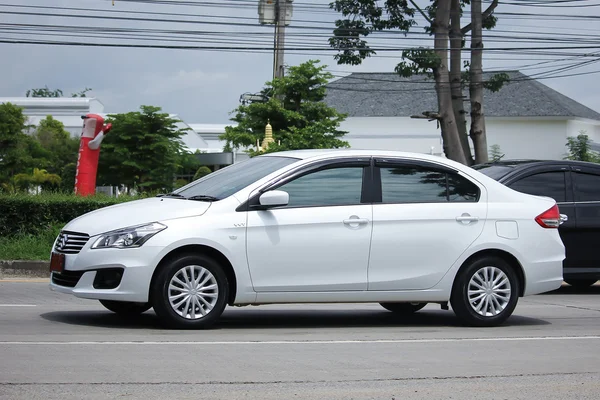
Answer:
0;304;36;307
0;336;599;345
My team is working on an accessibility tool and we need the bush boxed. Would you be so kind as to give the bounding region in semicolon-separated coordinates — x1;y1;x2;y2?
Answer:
0;223;64;260
193;166;212;181
0;193;143;237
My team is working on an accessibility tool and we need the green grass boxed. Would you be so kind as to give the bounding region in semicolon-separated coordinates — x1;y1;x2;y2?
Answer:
0;224;63;261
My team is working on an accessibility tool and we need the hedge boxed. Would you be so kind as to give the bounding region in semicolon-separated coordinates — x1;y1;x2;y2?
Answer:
0;193;144;237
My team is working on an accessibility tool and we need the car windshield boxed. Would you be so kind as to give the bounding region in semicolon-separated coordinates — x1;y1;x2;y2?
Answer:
171;155;299;200
471;164;515;180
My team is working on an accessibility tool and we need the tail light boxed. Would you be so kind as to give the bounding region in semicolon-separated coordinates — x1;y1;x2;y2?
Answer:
535;204;561;229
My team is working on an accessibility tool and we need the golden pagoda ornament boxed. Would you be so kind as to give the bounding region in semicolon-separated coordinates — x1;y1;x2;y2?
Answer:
260;119;275;151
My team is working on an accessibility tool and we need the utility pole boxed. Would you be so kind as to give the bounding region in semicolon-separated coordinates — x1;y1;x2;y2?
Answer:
259;0;293;80
273;0;287;79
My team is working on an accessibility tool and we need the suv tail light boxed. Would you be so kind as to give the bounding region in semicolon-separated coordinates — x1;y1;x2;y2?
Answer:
535;204;561;228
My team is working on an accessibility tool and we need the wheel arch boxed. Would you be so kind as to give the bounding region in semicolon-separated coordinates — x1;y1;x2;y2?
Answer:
455;249;526;297
149;244;238;306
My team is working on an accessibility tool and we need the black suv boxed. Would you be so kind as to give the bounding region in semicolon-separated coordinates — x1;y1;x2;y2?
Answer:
473;159;600;288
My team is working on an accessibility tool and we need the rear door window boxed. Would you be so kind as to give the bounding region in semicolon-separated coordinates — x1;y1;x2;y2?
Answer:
573;172;600;202
508;171;566;202
378;164;480;203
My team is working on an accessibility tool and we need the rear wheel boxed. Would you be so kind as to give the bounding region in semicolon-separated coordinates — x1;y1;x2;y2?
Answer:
99;300;151;316
450;256;519;327
565;278;597;288
380;302;427;314
151;253;229;329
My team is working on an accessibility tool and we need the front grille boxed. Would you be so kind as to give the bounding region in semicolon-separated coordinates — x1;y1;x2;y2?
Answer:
53;230;90;254
52;270;85;287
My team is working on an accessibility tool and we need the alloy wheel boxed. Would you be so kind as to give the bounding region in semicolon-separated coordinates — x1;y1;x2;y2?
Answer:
467;266;511;317
168;265;219;320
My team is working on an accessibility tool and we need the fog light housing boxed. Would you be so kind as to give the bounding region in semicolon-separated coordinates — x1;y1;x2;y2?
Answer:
93;268;124;289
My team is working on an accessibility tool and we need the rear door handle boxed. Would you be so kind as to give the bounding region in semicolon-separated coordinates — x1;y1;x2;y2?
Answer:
456;213;479;223
343;218;369;225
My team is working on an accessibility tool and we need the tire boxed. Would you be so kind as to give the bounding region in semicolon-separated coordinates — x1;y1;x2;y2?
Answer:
99;300;151;316
565;278;597;288
450;256;520;327
151;253;229;329
380;302;427;314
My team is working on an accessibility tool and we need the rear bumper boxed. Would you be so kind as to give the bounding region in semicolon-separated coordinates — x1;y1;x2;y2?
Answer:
523;259;564;296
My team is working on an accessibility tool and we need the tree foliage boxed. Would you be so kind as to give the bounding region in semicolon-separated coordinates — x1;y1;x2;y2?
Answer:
97;106;190;193
26;86;92;98
565;131;600;163
0;104;81;193
329;0;507;165
220;60;349;156
193;166;212;181
32;116;80;190
488;144;504;162
0;103;36;181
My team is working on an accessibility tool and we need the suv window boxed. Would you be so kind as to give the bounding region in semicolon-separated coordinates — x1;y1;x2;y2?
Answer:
379;165;479;203
574;172;600;202
508;171;566;202
276;167;365;207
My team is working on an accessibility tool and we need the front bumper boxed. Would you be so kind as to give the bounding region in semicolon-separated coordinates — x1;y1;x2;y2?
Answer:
49;245;165;303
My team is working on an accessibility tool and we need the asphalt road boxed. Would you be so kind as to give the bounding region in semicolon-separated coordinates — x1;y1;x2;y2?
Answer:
0;280;599;399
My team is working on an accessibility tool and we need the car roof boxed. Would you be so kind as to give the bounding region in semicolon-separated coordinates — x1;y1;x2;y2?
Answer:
473;159;600;169
262;148;457;164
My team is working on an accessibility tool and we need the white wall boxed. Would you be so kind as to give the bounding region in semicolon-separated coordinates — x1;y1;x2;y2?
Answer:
485;118;568;160
340;117;444;155
342;116;572;161
566;118;600;143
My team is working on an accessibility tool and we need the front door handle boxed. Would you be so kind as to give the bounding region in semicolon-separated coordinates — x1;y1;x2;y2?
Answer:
560;214;568;224
456;213;479;223
343;216;369;227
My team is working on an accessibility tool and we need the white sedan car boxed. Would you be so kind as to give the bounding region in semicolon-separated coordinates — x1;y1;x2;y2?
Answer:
49;149;565;328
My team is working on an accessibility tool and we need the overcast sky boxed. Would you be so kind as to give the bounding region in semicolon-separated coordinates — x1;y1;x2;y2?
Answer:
1;0;599;124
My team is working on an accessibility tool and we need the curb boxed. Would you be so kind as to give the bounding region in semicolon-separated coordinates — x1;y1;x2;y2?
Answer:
0;260;50;279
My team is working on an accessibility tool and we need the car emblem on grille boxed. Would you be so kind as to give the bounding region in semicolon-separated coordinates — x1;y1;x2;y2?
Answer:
58;234;68;251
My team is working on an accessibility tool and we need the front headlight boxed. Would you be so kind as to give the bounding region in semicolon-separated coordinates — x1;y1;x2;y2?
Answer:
91;222;167;249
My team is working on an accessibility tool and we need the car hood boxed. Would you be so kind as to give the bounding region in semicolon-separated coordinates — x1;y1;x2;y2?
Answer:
62;197;212;236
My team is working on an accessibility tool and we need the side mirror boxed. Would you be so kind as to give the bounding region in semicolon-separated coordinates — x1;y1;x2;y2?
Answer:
257;190;289;209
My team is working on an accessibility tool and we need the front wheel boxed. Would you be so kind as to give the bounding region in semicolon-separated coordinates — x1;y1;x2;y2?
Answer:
450;256;519;327
99;300;151;316
151;253;229;329
380;302;427;314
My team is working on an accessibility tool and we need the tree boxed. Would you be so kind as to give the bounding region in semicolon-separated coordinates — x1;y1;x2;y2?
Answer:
26;86;93;98
97;105;190;193
174;150;203;186
71;88;92;98
14;168;62;194
565;131;600;163
0;102;31;183
32;116;80;191
329;0;506;165
26;86;63;98
193;166;212;181
220;60;349;156
0;103;77;192
488;144;503;162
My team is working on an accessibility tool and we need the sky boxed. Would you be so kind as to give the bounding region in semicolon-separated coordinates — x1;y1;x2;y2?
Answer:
1;0;600;124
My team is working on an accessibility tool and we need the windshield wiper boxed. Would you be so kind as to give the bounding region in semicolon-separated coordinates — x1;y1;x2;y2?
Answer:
187;195;220;202
157;192;185;198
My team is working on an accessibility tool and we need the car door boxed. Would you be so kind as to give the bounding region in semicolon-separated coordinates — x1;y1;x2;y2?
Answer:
367;158;487;291
569;165;600;275
245;158;373;292
503;165;576;271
